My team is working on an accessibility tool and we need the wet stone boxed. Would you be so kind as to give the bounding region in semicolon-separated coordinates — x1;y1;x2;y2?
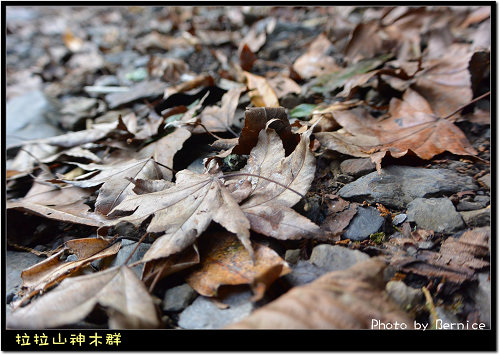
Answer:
310;244;369;271
343;206;385;241
163;283;198;312
6;251;45;296
282;260;330;287
339;166;478;209
284;249;301;265
392;214;407;225
407;198;464;233
108;239;151;277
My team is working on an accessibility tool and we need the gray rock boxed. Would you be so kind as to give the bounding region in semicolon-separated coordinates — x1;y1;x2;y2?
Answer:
479;174;490;190
339;166;478;209
310;244;369;271
282;260;329;287
178;290;254;329
418;241;435;250
407;198;464;233
473;273;490;327
284;249;301;265
6;251;45;296
6;90;63;148
435;306;460;325
343;206;385;241
474;195;490;207
163;283;198;312
340;158;376;177
108;239;150;277
386;281;423;311
456;200;485;211
460;207;490;227
392;213;407;225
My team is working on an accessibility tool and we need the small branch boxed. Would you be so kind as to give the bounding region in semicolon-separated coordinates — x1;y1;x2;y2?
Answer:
442;91;490;121
152;159;177;174
123;232;149;266
221;172;306;200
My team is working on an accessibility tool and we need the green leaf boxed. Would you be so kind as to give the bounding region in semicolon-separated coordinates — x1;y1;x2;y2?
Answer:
290;104;318;119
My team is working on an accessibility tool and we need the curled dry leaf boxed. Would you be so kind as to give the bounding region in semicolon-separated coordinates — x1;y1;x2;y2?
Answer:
16;237;121;304
110;161;252;263
226;257;413;329
243;71;280;108
59;158;166;215
233;126;320;240
185;232;290;300
8;266;161;329
315;89;477;171
293;33;340;79
195;87;245;134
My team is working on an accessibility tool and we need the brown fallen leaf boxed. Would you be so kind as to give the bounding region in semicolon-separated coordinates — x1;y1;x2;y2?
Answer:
17;237;121;304
8;266;161;329
243;71;280;107
185;232;290;300
109;160;252;263
163;73;215;99
59;158;166;215
315;89;478;171
147;56;189;82
239;43;257;72
226;257;413;329
235;127;319;240
292;33;340;79
232;107;299;156
267;76;302;99
194;87;245;135
321;196;358;237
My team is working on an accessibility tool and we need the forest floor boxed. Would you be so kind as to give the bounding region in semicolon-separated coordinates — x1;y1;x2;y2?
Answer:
5;6;491;332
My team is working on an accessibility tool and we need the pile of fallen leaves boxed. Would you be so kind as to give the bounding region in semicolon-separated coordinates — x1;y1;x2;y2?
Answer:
6;6;490;329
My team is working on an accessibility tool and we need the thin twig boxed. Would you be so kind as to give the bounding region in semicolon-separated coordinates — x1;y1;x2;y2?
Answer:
148;262;169;293
221;172;306;200
123;232;149;266
442;91;490;121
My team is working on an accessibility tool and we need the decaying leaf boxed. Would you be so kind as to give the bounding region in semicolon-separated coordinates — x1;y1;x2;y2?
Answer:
292;33;340;79
110;161;252;263
315;89;478;170
185;232;290;300
8;266;161;329
17;237;121;303
244;71;280;107
227;257;413;329
234;126;320;240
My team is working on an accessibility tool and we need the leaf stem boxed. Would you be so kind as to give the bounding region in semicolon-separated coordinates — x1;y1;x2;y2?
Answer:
123;232;149;266
442;91;490;121
221;172;306;200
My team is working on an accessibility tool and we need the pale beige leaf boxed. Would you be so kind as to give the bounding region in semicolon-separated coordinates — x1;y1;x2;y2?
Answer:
244;71;279;107
293;33;340;79
8;266;161;329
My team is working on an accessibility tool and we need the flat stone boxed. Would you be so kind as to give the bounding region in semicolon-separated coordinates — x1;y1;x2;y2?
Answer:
310;244;369;271
284;249;301;265
6;251;45;297
282;260;330;287
340;158;376;177
163;283;198;312
473;272;490;327
338;166;478;209
474;195;490;207
460;207;490;227
392;213;407;225
178;290;254;329
108;239;151;277
386;281;423;311
407;198;464;233
6;90;63;148
479;174;490;190
456;200;484;211
343;206;385;241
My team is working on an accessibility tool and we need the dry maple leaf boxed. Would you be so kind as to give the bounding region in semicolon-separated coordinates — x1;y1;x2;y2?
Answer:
109;160;252;263
226;257;413;329
185;232;290;301
292;33;340;79
15;237;121;305
8;266;161;329
243;71;280;107
230;125;320;240
315;89;478;171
